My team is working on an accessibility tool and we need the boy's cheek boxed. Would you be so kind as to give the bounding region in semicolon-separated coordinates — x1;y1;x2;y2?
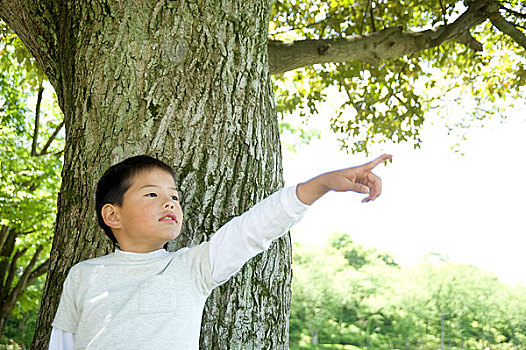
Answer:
176;206;183;224
133;207;154;225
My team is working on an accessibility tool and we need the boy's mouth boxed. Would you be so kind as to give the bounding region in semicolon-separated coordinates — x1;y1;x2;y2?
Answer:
159;213;178;223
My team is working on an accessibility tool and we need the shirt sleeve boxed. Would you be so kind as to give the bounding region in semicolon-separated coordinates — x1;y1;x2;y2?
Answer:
208;185;309;285
48;327;75;350
181;242;219;296
52;267;80;333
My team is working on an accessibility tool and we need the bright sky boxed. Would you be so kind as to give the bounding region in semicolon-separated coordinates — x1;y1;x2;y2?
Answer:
282;95;526;286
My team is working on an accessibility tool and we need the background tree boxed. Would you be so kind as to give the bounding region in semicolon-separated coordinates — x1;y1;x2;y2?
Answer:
290;243;350;346
500;285;526;349
0;22;62;346
0;0;525;348
290;233;400;348
290;235;526;350
401;258;507;350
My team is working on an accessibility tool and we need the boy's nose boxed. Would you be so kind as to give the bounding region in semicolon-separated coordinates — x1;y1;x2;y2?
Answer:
165;202;175;209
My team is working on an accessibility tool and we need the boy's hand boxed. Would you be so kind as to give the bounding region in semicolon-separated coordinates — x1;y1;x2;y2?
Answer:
296;154;392;205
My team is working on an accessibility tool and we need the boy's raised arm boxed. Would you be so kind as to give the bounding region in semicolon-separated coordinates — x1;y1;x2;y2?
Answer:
296;154;392;205
205;153;392;287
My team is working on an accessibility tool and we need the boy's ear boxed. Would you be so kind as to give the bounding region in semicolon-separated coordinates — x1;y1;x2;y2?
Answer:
101;204;122;229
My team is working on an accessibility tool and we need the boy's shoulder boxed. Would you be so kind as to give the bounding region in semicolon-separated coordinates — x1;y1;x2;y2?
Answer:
67;252;117;275
73;252;117;267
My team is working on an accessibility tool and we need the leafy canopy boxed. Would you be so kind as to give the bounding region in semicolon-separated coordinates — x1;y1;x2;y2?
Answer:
271;0;526;153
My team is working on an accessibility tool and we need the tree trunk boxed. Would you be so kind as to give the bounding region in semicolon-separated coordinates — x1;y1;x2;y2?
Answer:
441;314;445;350
11;1;290;349
0;228;17;338
0;315;6;340
310;328;319;346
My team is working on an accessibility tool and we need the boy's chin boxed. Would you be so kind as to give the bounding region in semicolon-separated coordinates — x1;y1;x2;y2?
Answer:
164;231;181;242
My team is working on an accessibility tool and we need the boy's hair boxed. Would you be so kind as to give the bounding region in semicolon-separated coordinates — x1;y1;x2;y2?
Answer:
95;155;176;244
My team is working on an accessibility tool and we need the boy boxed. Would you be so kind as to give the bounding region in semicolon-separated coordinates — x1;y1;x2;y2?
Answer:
49;153;392;349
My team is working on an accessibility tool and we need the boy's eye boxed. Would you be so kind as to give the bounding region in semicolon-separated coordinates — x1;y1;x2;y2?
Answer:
171;195;179;201
146;193;158;197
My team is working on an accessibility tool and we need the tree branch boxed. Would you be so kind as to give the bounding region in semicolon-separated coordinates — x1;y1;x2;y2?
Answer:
369;2;377;32
38;119;65;156
1;249;47;326
6;246;44;313
0;226;9;253
0;0;60;88
429;0;496;47
270;5;360;37
31;83;44;157
439;0;447;25
454;30;483;51
0;248;26;302
501;4;526;20
268;0;498;75
0;228;16;291
270;10;349;37
359;0;372;35
18;229;37;236
0;0;76;117
489;11;526;49
27;258;49;285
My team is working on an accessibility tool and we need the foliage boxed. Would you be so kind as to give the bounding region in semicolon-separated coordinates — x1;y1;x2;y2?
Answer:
293;345;363;350
280;121;322;154
290;233;526;350
291;233;399;347
0;20;63;346
271;0;526;153
0;280;43;349
329;231;398;269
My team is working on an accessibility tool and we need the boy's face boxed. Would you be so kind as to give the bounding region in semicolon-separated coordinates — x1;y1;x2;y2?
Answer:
114;168;183;252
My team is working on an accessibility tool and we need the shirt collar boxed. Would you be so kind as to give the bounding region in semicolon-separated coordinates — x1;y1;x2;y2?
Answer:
114;248;170;262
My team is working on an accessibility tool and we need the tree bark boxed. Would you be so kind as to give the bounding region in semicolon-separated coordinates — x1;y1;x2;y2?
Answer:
310;328;319;345
31;83;44;157
1;0;291;348
489;11;526;49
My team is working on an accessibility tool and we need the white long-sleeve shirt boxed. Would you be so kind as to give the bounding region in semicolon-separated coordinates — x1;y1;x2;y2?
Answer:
49;185;309;350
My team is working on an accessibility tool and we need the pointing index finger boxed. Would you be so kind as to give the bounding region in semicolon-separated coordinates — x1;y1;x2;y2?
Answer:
362;154;392;171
